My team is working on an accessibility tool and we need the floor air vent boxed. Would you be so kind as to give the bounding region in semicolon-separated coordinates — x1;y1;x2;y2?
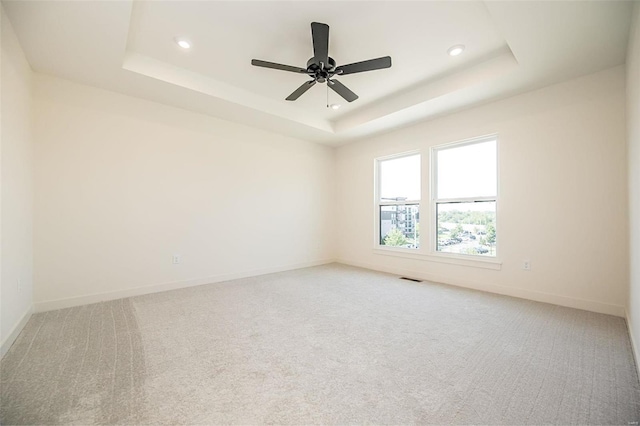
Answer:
400;277;422;283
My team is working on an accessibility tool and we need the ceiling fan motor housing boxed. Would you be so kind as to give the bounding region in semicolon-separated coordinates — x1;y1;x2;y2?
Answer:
306;57;337;83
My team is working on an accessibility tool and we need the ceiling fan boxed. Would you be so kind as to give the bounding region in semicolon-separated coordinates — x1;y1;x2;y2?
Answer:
251;22;392;103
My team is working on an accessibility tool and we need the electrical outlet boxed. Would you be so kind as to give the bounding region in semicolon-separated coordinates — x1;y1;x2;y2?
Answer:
522;260;531;271
16;279;21;294
172;254;181;264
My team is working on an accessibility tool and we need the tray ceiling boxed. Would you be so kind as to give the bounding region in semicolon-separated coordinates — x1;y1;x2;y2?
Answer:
2;0;633;145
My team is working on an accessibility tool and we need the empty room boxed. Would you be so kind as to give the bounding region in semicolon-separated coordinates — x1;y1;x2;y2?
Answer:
1;0;640;424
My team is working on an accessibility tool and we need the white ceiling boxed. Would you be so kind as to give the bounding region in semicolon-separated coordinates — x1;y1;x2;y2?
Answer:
2;0;633;145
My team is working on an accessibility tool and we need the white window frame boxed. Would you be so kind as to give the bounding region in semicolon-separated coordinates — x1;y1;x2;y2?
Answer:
374;150;421;251
430;134;499;260
372;136;501;270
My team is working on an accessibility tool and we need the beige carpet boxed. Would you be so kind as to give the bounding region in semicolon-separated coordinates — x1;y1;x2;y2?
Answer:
1;264;639;424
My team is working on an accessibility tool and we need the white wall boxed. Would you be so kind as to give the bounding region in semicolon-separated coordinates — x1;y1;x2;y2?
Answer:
33;75;335;310
1;5;34;355
336;66;628;317
627;2;640;364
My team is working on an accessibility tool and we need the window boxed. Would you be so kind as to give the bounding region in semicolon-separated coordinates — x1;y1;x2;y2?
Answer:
432;137;497;257
376;153;420;249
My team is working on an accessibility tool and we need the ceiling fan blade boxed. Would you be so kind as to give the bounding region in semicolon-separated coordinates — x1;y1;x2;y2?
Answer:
311;22;329;67
286;80;316;101
251;59;307;74
335;56;392;75
328;79;358;102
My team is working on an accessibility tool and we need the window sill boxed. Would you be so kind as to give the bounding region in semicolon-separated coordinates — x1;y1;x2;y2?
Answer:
372;247;502;270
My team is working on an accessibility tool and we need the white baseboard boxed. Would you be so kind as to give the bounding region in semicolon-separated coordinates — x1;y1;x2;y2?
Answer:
1;304;34;358
34;258;336;313
626;308;640;378
338;258;626;317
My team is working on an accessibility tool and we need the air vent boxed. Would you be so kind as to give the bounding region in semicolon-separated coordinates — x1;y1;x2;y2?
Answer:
400;277;422;283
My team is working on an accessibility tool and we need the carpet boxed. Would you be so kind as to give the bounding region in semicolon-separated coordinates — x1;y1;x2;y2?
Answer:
2;264;639;424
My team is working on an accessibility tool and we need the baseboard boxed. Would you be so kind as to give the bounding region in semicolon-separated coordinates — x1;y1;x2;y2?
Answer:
626;307;640;378
34;258;336;313
338;258;626;317
1;304;34;358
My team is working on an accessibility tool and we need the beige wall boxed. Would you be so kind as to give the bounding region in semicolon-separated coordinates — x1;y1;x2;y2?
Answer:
336;66;628;316
1;5;34;355
627;2;640;363
33;75;335;310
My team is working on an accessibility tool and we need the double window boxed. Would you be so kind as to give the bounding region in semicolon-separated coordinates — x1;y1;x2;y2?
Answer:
376;136;498;259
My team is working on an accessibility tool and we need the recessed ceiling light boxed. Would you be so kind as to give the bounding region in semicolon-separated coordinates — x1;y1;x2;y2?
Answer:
175;38;191;49
330;104;341;110
447;45;465;57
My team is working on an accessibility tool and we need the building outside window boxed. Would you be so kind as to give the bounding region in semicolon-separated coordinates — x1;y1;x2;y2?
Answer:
376;153;420;249
432;136;497;257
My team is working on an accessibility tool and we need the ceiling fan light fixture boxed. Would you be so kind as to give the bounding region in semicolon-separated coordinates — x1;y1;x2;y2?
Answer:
447;44;465;57
175;38;191;49
329;103;341;110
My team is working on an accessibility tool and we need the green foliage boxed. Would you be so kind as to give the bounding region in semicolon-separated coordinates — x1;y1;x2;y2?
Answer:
438;209;495;225
450;224;464;240
486;223;496;245
432;208;496;255
383;227;408;247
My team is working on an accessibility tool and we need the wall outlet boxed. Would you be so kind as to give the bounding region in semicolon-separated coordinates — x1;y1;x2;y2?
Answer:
17;279;21;294
172;254;181;264
522;260;531;271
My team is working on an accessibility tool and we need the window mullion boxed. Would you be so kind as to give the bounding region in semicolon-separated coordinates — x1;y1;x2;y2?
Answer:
434;196;496;204
379;200;421;206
